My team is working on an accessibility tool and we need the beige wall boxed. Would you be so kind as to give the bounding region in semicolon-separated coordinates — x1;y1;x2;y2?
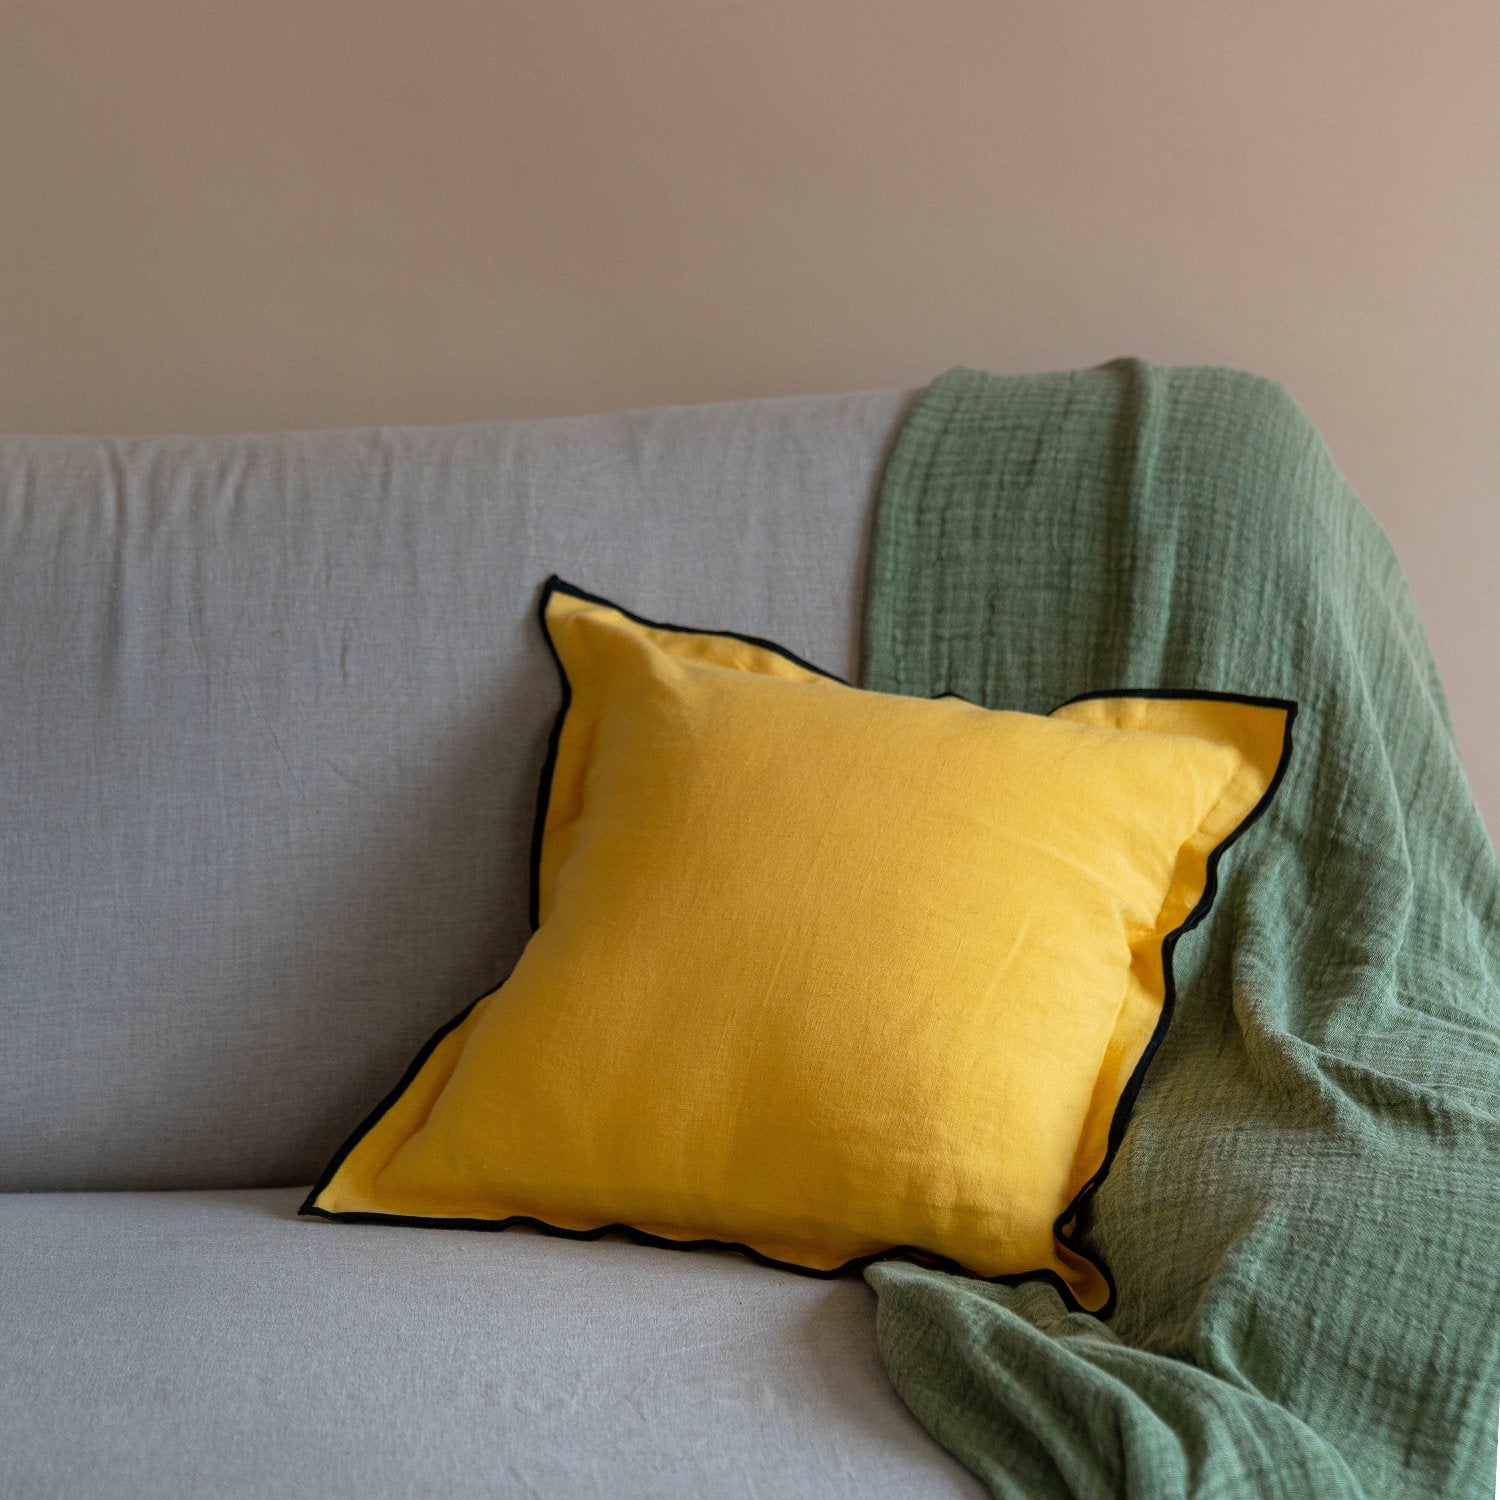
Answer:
2;2;1495;830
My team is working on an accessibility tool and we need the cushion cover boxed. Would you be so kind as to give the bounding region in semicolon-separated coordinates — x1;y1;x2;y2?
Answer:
304;579;1293;1313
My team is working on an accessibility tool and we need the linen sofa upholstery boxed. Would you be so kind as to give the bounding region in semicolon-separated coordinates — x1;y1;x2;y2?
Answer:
0;390;984;1496
1;1188;981;1499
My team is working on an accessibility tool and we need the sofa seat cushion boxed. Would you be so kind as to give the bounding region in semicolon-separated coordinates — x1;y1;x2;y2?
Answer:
0;1188;982;1499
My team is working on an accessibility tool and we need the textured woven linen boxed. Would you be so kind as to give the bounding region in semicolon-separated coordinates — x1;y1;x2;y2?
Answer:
0;389;909;1189
306;581;1287;1310
0;1189;982;1500
860;364;1500;1499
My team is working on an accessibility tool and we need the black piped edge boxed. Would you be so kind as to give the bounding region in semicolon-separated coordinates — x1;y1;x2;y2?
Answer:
300;577;1297;1321
528;576;847;928
1043;684;1298;1317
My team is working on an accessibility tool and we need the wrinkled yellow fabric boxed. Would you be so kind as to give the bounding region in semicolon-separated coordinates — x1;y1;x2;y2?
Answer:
307;581;1289;1312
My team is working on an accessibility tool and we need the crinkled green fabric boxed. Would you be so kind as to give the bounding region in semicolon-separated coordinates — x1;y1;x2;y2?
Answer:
861;363;1500;1500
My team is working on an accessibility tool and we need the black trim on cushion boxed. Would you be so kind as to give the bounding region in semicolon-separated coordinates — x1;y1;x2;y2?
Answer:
297;1200;1090;1306
1046;685;1298;1310
526;581;573;930
538;574;851;686
301;577;1296;1321
528;576;847;929
299;992;488;1217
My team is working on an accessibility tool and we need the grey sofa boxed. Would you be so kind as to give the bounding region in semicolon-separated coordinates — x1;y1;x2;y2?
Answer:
0;391;989;1498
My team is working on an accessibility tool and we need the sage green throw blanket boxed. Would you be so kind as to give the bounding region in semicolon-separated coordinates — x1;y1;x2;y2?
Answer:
861;364;1500;1499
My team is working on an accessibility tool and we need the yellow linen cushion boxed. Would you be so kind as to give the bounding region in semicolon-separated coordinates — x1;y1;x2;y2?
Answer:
302;578;1294;1314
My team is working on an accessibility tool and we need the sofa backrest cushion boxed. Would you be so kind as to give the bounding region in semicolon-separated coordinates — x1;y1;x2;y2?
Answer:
0;390;911;1189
